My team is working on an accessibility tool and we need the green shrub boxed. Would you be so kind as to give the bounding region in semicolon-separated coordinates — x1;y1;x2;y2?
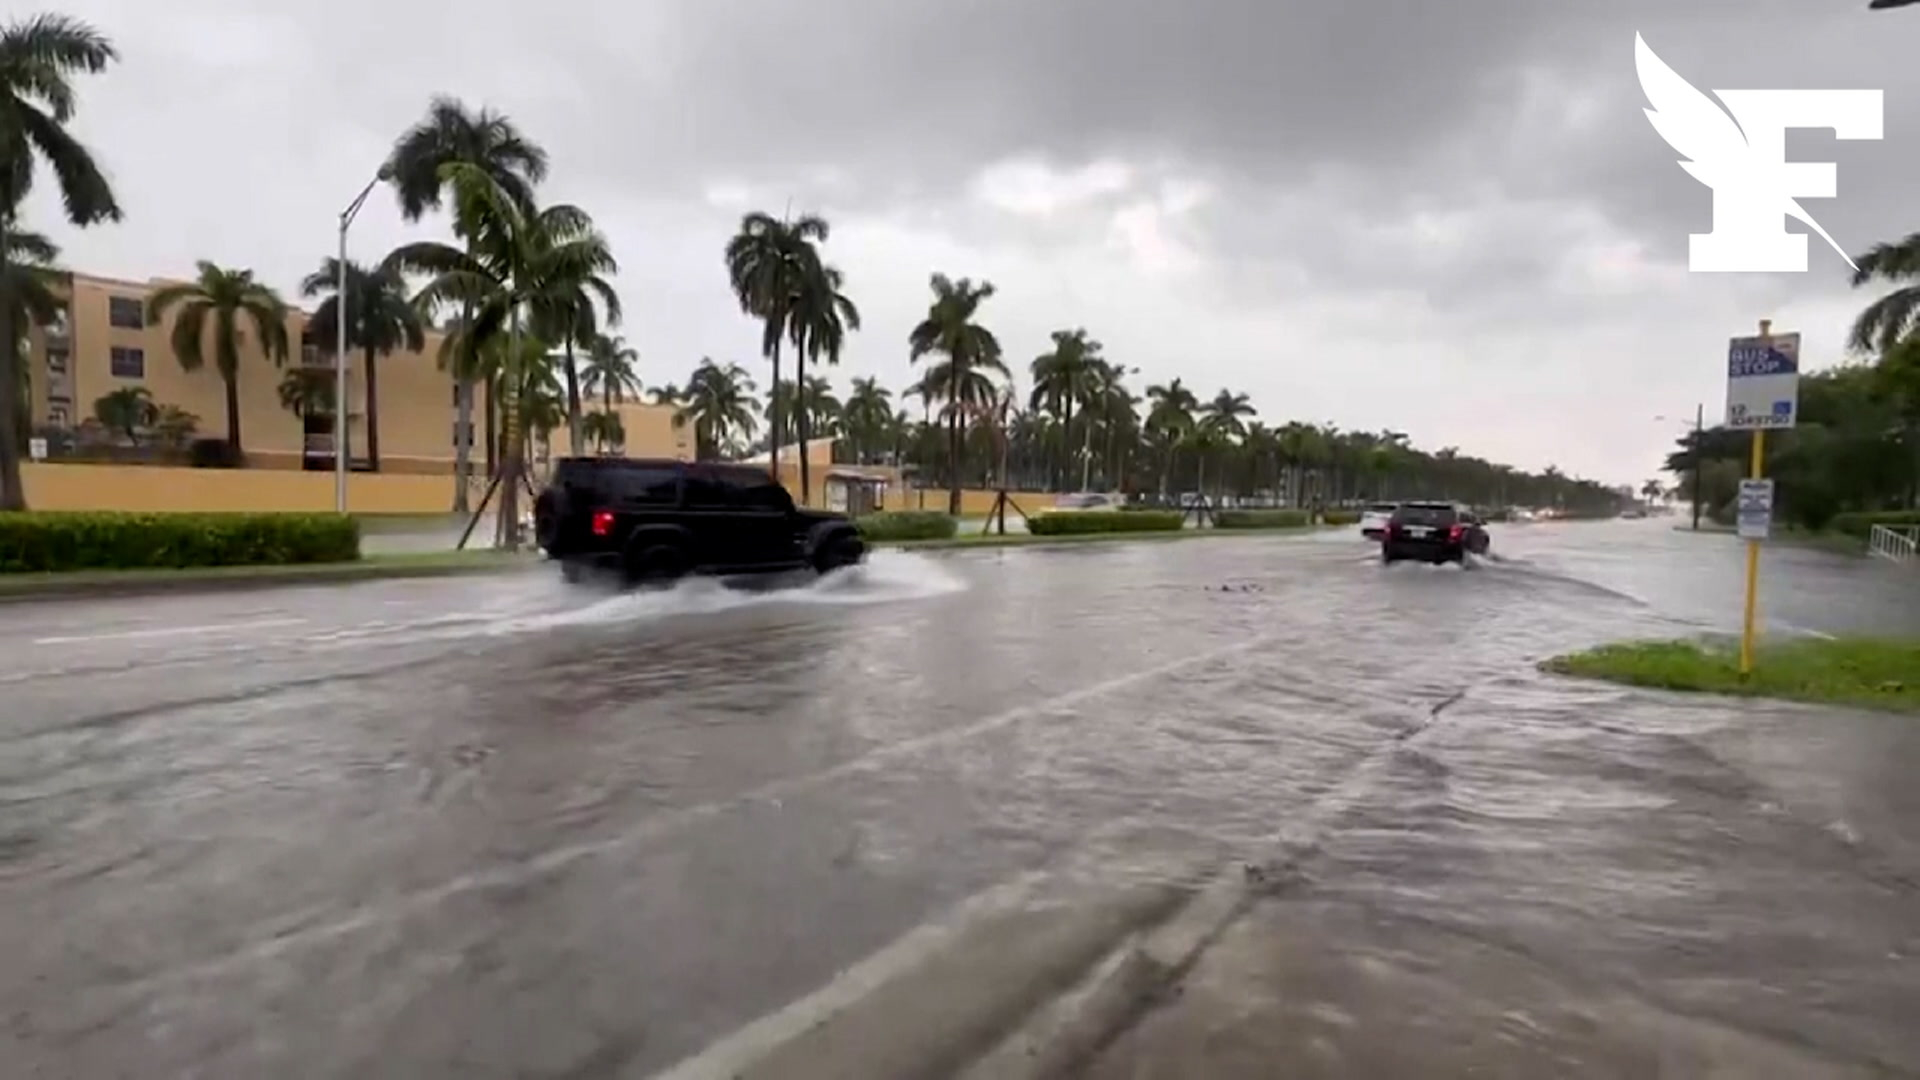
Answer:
1027;510;1183;535
1321;510;1360;526
1829;510;1920;539
1215;509;1311;530
856;510;958;541
0;512;360;574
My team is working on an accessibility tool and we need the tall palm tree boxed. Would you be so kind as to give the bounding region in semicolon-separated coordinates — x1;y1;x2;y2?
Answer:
1849;231;1920;356
385;96;548;510
909;273;1005;513
300;258;423;472
794;373;843;443
1029;329;1100;490
842;376;893;464
92;385;153;444
146;261;290;460
387;163;610;546
726;211;829;485
2;228;61;459
1145;378;1199;496
1193;389;1256;498
526;225;621;456
0;13;121;510
582;333;641;412
680;358;760;460
786;261;859;502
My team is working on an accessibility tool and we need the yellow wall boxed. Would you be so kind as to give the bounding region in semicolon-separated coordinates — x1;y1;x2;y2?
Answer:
545;400;694;461
26;271;482;473
23;462;462;514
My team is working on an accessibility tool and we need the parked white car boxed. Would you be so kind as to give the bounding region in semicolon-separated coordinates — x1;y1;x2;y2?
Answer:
1359;502;1398;540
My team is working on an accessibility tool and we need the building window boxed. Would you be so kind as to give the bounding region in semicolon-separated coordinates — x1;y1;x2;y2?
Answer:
109;296;144;329
48;406;69;426
110;346;144;378
47;349;69;373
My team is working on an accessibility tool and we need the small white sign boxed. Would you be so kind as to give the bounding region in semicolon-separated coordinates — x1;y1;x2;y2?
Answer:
1736;478;1774;540
27;437;47;461
1726;332;1800;430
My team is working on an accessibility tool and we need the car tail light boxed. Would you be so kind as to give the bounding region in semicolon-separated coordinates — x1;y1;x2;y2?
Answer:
591;509;615;537
1448;524;1465;542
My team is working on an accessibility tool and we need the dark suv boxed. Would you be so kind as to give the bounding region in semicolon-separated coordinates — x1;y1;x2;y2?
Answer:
533;458;867;585
1381;501;1490;566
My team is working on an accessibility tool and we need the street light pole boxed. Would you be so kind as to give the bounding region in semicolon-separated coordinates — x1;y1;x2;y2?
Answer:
335;165;392;514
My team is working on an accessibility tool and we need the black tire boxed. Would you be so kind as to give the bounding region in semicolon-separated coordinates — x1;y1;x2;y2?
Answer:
533;491;566;555
813;531;865;573
625;543;689;587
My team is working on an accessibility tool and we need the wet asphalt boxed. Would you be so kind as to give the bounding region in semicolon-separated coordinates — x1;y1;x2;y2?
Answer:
3;519;1919;1077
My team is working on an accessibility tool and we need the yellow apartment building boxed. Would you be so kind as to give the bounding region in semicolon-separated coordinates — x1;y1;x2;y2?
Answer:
22;270;688;479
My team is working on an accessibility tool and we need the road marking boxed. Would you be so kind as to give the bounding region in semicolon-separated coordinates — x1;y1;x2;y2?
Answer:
32;617;309;646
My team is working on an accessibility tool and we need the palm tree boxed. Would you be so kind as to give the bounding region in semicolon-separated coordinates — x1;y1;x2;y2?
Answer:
582;410;625;453
726;211;829;485
909;273;1005;513
277;367;334;420
0;14;121;510
1849;232;1920;357
1194;389;1256;499
385;96;549;510
582;333;641;412
680;358;760;460
300;258;424;472
151;404;198;449
1029;329;1100;490
786;262;859;503
1145;378;1199;496
92;385;153;444
796;373;844;443
842;376;893;463
387;163;611;546
526;222;621;456
146;262;290;460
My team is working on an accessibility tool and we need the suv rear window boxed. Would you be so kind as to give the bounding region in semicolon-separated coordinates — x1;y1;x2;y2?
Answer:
1392;504;1458;526
599;464;680;504
1365;503;1397;514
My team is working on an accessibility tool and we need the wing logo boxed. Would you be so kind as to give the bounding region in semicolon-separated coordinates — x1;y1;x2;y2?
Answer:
1634;33;1883;274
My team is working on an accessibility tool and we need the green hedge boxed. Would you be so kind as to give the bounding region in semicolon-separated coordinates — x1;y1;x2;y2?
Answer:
856;510;958;541
1828;511;1920;539
0;512;361;574
1215;509;1312;530
1028;510;1184;535
1321;510;1360;526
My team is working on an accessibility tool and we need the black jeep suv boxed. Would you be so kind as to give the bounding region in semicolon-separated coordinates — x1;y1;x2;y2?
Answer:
533;457;867;585
1381;501;1490;566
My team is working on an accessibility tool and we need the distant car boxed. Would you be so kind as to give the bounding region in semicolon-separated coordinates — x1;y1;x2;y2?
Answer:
1381;501;1490;566
532;457;866;586
1358;502;1399;540
1039;492;1121;514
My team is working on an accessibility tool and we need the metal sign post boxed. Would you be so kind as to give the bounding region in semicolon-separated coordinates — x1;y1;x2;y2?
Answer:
1726;320;1799;676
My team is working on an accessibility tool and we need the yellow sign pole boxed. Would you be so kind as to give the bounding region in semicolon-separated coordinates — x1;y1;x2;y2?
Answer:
1738;318;1770;677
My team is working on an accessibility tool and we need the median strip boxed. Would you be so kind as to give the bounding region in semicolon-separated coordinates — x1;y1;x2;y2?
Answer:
1541;636;1920;714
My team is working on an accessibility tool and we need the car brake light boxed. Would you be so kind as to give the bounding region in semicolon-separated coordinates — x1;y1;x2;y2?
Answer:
1448;524;1464;541
591;509;615;537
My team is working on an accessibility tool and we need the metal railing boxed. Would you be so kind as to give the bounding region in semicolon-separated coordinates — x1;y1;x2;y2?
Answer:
1868;524;1919;563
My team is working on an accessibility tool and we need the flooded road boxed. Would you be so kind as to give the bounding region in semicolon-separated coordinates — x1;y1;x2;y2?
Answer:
3;519;1918;1077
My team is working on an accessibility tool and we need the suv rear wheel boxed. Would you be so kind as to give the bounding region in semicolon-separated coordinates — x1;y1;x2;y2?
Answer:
625;542;690;587
812;529;864;573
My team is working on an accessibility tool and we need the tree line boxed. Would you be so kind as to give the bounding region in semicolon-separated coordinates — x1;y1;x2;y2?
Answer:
2;11;1675;526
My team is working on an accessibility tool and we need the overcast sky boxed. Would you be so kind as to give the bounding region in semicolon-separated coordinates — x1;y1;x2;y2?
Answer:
21;0;1916;485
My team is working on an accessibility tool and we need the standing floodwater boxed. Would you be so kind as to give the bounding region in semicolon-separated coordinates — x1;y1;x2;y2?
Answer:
1;520;1917;1076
